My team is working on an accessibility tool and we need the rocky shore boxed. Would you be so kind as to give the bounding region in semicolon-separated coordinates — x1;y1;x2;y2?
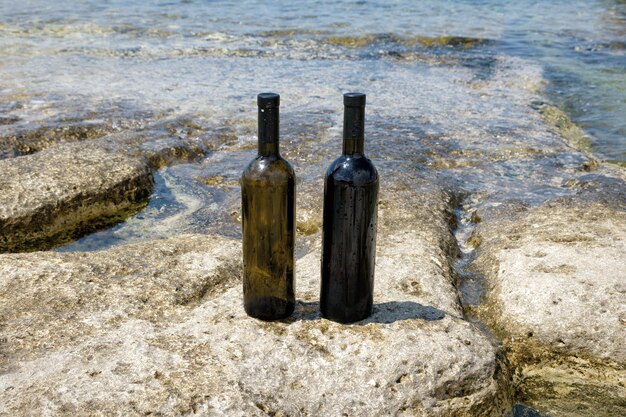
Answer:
1;46;625;416
1;121;513;415
1;114;624;416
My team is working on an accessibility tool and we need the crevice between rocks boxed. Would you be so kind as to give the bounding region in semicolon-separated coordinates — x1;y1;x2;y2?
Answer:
445;190;550;417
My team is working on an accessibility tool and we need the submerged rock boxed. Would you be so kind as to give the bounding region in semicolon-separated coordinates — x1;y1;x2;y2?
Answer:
408;35;492;49
0;121;114;159
322;34;491;49
0;143;152;252
469;188;626;416
0;187;511;416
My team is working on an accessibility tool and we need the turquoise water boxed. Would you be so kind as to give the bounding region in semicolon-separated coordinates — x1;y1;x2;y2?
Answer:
1;0;624;161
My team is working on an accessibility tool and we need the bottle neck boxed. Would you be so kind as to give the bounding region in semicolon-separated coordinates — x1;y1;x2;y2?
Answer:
342;105;365;155
258;106;280;156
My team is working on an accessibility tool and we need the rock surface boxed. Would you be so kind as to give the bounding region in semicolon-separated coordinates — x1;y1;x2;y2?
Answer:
469;191;626;416
0;142;152;253
0;187;511;416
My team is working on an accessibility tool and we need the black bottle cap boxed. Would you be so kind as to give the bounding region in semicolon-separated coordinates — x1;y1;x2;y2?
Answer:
258;92;280;108
344;92;366;107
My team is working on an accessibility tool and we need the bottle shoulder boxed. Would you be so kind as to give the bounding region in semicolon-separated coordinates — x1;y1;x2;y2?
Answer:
242;154;295;182
326;154;378;185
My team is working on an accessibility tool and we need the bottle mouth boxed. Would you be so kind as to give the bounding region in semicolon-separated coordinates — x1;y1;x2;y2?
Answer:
344;92;366;107
258;92;280;108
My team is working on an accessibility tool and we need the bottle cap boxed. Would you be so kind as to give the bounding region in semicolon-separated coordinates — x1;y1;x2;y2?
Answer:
343;92;366;107
258;92;280;108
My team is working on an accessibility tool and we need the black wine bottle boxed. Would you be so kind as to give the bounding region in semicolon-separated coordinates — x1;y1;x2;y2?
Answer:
241;93;295;320
320;92;379;323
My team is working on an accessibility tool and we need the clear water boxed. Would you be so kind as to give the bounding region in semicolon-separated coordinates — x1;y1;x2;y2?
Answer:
0;0;621;256
0;0;624;162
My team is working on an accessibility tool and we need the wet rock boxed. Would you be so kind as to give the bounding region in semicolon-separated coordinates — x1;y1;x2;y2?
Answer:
536;103;594;156
325;34;380;48
0;116;20;125
469;188;626;416
0;112;237;163
322;34;491;49
124;118;231;169
259;28;331;38
408;35;492;49
0;188;511;416
0;121;115;159
0;142;152;252
94;117;244;170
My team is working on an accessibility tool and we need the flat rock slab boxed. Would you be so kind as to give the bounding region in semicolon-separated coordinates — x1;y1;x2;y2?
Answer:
470;197;626;416
0;142;152;252
0;186;510;416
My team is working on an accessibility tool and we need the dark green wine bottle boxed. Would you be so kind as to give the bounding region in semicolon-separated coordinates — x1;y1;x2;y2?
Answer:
320;92;379;323
241;93;295;320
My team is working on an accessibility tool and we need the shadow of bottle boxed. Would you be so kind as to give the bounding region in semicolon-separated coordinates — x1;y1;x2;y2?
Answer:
282;300;446;324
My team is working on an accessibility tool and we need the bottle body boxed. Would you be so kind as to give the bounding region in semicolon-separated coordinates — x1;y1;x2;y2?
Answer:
321;155;378;323
242;157;295;320
320;92;378;323
241;93;295;320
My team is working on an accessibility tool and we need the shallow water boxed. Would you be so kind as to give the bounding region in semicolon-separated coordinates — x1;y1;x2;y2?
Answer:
1;0;624;160
1;0;620;264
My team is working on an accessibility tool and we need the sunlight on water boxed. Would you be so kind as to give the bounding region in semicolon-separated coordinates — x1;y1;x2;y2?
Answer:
1;1;620;261
1;0;623;161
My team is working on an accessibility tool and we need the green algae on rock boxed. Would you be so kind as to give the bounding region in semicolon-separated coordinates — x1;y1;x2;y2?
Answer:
324;34;379;47
322;33;491;49
535;102;595;156
407;35;492;49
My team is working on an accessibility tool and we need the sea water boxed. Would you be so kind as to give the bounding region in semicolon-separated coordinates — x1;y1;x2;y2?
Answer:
0;0;622;254
1;0;623;161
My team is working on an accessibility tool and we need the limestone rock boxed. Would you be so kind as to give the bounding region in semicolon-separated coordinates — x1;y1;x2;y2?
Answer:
0;187;510;416
470;196;626;416
0;142;152;252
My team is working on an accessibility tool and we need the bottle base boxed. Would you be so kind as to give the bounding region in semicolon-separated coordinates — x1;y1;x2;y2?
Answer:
244;296;295;321
320;306;372;324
